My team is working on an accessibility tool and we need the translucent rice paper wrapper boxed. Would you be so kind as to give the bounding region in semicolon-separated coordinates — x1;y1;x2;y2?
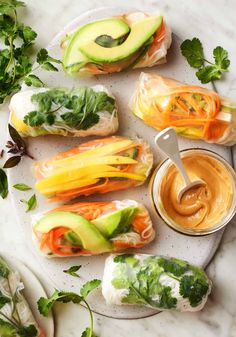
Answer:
9;85;118;138
32;200;155;258
61;11;172;76
102;254;212;312
130;73;236;145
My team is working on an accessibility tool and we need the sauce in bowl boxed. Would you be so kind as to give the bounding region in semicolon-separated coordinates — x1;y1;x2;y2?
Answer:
150;149;236;235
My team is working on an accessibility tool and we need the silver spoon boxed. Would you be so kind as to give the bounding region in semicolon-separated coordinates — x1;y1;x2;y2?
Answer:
155;127;205;203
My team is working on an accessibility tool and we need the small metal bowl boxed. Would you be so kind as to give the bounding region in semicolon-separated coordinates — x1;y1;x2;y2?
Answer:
149;148;236;236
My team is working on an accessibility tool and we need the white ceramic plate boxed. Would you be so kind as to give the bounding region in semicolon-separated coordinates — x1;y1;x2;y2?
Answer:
0;253;54;336
8;7;231;319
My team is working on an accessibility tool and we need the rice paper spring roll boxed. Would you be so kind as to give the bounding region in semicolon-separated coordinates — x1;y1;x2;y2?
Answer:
102;254;212;312
34;136;153;202
130;73;236;145
9;85;118;137
32;200;155;257
0;257;44;337
61;11;171;76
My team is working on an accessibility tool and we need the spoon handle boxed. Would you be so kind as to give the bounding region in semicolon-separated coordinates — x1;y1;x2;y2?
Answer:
154;127;191;186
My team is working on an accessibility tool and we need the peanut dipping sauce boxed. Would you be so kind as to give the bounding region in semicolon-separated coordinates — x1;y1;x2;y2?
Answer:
159;153;234;230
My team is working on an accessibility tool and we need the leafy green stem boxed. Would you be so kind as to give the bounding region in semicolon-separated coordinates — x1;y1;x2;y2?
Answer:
83;299;93;337
0;311;19;328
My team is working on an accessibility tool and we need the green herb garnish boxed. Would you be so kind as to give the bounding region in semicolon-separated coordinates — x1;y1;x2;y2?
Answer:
38;278;101;337
180;37;230;83
13;183;31;191
0;168;8;198
63;265;82;278
4;124;33;169
23;87;115;130
0;0;61;104
20;193;37;212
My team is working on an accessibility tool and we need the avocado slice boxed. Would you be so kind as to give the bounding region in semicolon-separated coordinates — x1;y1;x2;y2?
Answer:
63;18;130;73
79;16;163;63
92;206;138;238
34;212;112;252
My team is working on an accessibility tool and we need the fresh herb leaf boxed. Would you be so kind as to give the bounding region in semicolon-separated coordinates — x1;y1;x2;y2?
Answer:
179;275;209;307
0;3;61;103
38;290;82;317
0;291;11;309
181;38;230;83
3;155;21;168
158;286;177;309
24;87;115;129
8;124;26;150
63;265;81;278
38;279;101;337
0;168;8;198
20;193;37;212
23;110;45;127
36;48;60;71
180;38;204;68
24;74;44;87
0;257;10;277
113;254;134;263
80;279;101;298
17;324;38;337
5;124;33;163
0;318;16;337
196;65;222;83
158;257;188;277
213;46;230;69
13;183;31;191
81;327;98;337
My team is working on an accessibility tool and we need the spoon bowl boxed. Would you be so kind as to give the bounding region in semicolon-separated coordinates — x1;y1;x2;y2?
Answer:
154;127;205;202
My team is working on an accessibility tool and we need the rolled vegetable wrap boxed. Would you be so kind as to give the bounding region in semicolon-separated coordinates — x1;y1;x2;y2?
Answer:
34;136;153;202
0;257;44;337
9;85;118;137
61;11;171;76
102;254;212;312
32;200;155;257
130;73;236;145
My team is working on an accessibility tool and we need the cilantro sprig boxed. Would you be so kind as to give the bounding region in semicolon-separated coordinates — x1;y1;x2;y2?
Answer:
180;37;230;83
23;87;115;130
0;0;61;104
38;277;101;337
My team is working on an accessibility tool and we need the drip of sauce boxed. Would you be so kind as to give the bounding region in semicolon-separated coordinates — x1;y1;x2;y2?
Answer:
160;154;233;230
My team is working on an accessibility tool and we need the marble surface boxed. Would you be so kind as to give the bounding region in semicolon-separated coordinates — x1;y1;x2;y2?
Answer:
0;0;236;336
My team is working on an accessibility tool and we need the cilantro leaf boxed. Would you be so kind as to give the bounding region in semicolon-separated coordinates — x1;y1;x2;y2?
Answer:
213;46;230;69
24;110;45;126
158;257;188;277
180;38;204;68
179;275;209;307
37;290;82;317
17;324;38;337
181;37;230;83
0;168;8;199
80;279;101;298
196;65;222;83
24;74;44;87
63;265;82;278
36;48;61;71
20;193;37;212
81;327;98;337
